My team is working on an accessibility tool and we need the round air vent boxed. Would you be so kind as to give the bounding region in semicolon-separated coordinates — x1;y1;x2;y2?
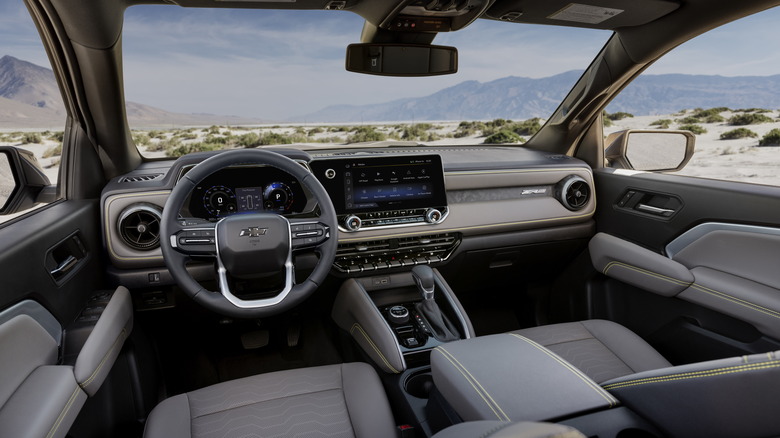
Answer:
118;204;162;251
555;175;591;211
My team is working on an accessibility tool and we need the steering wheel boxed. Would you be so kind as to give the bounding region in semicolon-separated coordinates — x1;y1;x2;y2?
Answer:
160;149;338;318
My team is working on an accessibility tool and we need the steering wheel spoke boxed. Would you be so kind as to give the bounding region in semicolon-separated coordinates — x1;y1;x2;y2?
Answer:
170;223;218;256
289;218;331;251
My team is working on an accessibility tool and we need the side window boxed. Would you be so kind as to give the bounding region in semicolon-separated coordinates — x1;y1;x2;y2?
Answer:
604;6;780;186
0;3;64;224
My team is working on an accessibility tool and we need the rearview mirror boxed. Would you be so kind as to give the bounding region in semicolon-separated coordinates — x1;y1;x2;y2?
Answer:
605;130;695;172
346;43;457;77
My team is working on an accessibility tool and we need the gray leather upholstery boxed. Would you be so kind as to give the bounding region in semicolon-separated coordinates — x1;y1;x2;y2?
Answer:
513;320;671;384
332;279;406;373
432;421;585;438
602;350;780;438
144;362;396;438
589;232;693;297
431;333;618;422
0;314;58;409
75;286;133;396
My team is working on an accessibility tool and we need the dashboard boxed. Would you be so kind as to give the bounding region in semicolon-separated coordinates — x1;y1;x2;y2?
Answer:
101;147;597;278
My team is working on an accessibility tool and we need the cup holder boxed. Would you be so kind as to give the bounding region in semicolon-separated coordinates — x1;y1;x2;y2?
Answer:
405;371;435;399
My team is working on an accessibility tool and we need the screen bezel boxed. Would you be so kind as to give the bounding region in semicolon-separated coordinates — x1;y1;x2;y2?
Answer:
310;154;447;215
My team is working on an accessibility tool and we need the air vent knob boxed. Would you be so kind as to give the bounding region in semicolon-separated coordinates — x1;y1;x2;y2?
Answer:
425;208;442;224
344;215;362;231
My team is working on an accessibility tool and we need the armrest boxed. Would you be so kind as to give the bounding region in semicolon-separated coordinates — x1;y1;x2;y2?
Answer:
74;286;133;396
332;279;405;374
589;232;693;297
431;333;618;422
603;350;780;438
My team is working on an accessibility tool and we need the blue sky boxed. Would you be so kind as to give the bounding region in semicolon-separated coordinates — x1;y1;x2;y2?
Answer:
1;2;779;120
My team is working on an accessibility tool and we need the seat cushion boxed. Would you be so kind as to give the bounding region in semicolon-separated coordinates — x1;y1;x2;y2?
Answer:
513;320;671;384
144;363;396;438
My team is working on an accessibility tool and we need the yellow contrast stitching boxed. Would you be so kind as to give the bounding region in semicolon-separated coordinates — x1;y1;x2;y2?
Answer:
80;328;127;388
433;348;505;421
603;360;780;390
350;323;399;374
47;386;81;438
438;347;510;421
603;261;691;287
690;283;780;319
508;334;618;407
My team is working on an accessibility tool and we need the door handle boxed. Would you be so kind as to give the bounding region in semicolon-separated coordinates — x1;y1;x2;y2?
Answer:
636;203;676;217
50;255;78;278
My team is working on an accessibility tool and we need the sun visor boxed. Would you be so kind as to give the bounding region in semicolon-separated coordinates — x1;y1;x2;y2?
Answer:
485;0;680;30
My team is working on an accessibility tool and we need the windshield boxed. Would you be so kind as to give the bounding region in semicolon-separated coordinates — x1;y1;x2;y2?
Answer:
121;7;610;157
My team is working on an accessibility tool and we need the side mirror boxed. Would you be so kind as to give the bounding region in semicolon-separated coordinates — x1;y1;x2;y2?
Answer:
605;130;695;172
346;43;457;77
0;146;53;215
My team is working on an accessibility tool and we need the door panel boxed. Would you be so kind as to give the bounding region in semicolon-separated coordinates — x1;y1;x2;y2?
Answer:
0;200;104;325
588;168;780;363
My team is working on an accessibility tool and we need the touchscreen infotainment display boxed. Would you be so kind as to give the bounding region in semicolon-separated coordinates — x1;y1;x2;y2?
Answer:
310;155;447;214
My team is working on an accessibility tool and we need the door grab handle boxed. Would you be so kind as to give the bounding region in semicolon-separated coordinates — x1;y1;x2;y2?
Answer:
50;255;78;277
636;204;675;216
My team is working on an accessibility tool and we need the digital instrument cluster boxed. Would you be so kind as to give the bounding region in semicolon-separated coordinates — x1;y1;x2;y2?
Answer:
183;166;309;220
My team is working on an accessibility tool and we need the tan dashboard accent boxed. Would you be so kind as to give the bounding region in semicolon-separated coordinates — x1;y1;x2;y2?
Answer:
103;191;170;266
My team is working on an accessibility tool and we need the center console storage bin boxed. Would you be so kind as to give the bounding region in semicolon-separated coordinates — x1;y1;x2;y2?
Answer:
431;333;618;422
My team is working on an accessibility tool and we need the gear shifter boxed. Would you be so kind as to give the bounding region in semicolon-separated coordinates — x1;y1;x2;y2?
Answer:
412;266;460;342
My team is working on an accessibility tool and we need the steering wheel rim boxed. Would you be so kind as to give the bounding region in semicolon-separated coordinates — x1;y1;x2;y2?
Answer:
160;149;338;318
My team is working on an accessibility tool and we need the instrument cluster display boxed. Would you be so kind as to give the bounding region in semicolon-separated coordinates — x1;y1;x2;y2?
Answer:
184;166;309;220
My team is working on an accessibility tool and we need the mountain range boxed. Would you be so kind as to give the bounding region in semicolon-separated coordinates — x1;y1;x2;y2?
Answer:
297;71;780;122
0;55;262;129
2;54;780;128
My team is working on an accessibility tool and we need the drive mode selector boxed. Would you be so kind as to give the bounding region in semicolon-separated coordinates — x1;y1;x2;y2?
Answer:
344;215;362;231
388;305;410;324
425;208;442;224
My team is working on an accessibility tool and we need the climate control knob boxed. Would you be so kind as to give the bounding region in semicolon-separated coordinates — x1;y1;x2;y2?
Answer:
425;208;442;224
344;215;362;231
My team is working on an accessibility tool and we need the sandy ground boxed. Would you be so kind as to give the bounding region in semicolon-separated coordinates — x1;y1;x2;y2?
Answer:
3;109;780;190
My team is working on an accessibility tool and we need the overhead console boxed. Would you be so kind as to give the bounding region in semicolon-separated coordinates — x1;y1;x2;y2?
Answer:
379;0;495;32
310;154;448;233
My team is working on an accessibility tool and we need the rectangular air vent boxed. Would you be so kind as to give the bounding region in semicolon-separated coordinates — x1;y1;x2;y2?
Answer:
119;174;162;183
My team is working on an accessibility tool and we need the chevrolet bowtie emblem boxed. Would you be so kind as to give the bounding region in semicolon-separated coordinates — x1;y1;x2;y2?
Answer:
239;227;267;237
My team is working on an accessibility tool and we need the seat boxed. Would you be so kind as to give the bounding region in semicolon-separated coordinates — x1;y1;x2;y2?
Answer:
143;362;397;438
512;319;671;384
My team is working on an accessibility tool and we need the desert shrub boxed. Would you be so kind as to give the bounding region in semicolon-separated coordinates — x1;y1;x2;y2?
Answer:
606;112;634;121
693;107;729;118
42;143;62;158
347;126;386;143
454;121;486;138
676;116;702;124
483;130;524;144
260;132;294;145
734;108;771;113
21;133;42;144
729;113;773;125
176;133;198;140
236;133;261;148
720;128;758;140
207;125;221;134
402;124;435;140
486;119;510;128
315;136;343;143
203;135;230;144
166;142;223;158
48;131;64;142
758;129;780;146
307;127;324;136
650;119;673;129
132;133;151;146
510;118;542;136
703;114;725;123
678;124;707;135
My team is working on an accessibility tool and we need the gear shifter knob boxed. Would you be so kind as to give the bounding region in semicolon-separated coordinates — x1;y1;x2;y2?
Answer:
411;265;435;301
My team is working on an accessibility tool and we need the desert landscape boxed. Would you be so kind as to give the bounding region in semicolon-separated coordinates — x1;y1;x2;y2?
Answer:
3;107;780;186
